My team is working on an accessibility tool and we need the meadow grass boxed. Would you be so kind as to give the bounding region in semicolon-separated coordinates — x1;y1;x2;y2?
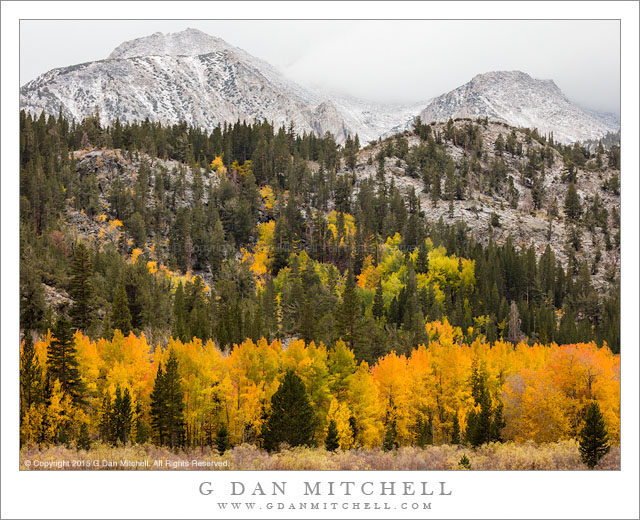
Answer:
20;440;619;471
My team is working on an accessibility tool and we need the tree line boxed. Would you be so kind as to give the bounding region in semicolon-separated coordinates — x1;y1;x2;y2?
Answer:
20;323;619;459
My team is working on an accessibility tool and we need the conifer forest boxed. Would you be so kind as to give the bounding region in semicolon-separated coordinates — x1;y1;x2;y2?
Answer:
19;109;620;469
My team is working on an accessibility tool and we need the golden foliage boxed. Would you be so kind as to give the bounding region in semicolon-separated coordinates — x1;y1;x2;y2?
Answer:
29;330;619;449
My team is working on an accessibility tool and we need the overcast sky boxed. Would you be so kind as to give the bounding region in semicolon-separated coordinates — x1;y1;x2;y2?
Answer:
20;20;620;114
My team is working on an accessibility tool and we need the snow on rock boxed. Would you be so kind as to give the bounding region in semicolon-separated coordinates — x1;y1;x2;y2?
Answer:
20;28;418;144
419;71;618;144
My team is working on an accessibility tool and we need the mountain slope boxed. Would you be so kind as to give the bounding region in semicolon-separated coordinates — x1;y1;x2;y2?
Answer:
419;71;618;144
20;51;341;140
19;28;416;143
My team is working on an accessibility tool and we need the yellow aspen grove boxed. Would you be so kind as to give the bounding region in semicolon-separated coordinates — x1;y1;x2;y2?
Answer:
27;330;619;450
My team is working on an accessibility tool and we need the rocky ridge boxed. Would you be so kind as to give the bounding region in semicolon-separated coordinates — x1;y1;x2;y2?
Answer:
419;71;619;144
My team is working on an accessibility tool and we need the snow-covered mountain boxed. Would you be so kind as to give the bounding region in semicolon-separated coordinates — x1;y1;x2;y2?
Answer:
418;71;618;144
19;28;416;143
20;32;618;145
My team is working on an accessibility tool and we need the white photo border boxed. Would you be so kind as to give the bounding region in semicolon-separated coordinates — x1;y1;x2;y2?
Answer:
2;2;638;519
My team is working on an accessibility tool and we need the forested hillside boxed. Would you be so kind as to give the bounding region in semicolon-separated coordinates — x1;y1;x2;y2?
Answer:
19;109;620;461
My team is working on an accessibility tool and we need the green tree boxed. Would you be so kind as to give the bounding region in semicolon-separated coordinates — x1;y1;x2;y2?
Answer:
458;454;471;470
164;350;186;448
20;265;46;333
78;422;91;450
69;242;95;331
325;419;340;452
579;402;610;469
564;182;582;221
99;391;113;443
112;385;133;444
111;282;132;333
150;351;186;448
47;316;85;405
451;412;461;445
416;415;433;447
20;334;42;428
372;279;385;320
215;423;231;455
336;265;362;351
382;420;398;452
465;359;492;447
262;370;314;452
494;133;505;156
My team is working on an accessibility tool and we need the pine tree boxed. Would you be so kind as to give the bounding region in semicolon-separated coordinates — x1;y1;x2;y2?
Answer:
490;400;505;442
77;422;91;450
111;282;132;333
150;354;185;449
262;370;314;452
579;402;610;469
458;454;471;470
416;414;433;447
20;334;42;425
164;350;186;448
215;423;231;455
466;359;492;447
494;133;505;156
564;182;582;221
416;241;429;274
99;391;113;443
47;316;85;405
112;385;133;444
172;283;188;342
150;363;167;445
382;420;398;452
20;265;46;333
451;412;461;445
336;265;361;351
325;419;340;452
372;279;385;320
69;242;95;331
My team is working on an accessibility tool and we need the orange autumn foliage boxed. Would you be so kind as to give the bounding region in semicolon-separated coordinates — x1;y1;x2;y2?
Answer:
30;330;620;448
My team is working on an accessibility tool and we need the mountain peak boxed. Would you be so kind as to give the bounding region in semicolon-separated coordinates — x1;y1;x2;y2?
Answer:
107;28;230;60
419;71;616;143
472;70;531;80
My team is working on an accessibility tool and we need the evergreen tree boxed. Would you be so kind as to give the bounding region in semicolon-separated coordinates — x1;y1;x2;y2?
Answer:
150;363;167;445
490;400;505;442
416;415;433;447
149;352;186;448
494;133;505;156
382;420;398;452
416;241;429;274
564;182;582;221
20;334;42;427
69;242;95;331
579;402;610;469
172;283;188;341
164;350;186;448
77;422;91;450
336;265;361;351
451;412;461;445
99;391;113;443
262;370;314;452
112;385;133;444
465;359;492;447
458;454;471;470
47;316;85;405
325;419;340;452
20;265;46;333
215;423;231;455
111;281;132;333
372;279;385;320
